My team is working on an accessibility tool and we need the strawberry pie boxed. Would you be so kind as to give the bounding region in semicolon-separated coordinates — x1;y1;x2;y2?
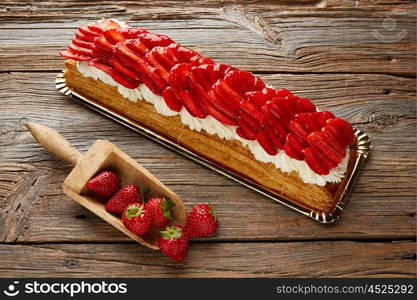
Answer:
60;19;358;214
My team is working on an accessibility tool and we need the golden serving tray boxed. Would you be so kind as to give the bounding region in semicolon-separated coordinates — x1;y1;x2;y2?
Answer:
56;72;371;223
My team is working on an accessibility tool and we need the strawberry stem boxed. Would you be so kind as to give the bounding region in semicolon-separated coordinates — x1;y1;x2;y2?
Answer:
125;203;144;219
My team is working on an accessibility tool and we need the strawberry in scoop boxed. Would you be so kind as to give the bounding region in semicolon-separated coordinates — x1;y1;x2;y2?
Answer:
122;203;151;235
145;197;175;227
86;170;119;198
158;225;189;262
186;203;218;238
105;184;142;214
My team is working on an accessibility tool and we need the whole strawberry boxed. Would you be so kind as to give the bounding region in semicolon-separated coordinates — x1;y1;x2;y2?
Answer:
186;203;218;238
158;225;189;262
145;197;175;227
122;203;151;235
86;170;119;198
105;184;142;214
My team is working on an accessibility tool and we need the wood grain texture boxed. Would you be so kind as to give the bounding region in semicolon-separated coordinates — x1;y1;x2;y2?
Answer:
0;1;415;74
0;241;414;277
0;0;415;278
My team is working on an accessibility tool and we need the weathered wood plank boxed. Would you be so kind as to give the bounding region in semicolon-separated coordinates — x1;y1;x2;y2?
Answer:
0;241;414;277
0;2;414;74
0;72;414;242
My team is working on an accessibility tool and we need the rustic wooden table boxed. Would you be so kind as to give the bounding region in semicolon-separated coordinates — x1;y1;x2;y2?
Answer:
0;1;415;277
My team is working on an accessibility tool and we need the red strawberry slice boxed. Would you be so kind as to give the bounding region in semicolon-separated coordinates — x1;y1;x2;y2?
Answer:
304;147;330;175
180;90;208;118
190;55;214;66
241;100;264;124
203;101;237;126
271;97;295;122
262;87;279;98
266;101;290;129
190;65;213;91
169;63;207;117
145;47;173;81
240;111;262;132
326;118;354;146
108;58;141;82
297;97;316;113
68;41;93;56
236;116;258;140
288;119;310;145
237;70;266;92
307;131;344;164
264;125;284;149
116;43;166;93
73;38;94;49
312;111;335;128
126;38;149;56
257;130;278;155
321;127;346;156
79;26;99;39
169;63;190;97
236;127;252;140
88;19;122;33
262;105;288;141
206;89;239;120
276;88;293;98
212;80;241;112
296;112;321;132
89;59;140;89
75;30;95;42
185;74;207;101
104;28;127;43
173;46;200;63
93;35;115;59
245;91;267;108
162;87;183;112
130;33;173;54
60;50;90;61
284;133;305;160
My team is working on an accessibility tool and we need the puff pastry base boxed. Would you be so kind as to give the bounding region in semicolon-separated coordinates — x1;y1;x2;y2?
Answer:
63;59;358;214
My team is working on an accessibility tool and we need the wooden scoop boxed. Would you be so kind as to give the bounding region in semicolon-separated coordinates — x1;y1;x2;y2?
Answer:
27;122;187;250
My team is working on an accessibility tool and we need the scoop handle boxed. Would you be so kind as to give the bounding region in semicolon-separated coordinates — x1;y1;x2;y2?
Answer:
27;122;83;165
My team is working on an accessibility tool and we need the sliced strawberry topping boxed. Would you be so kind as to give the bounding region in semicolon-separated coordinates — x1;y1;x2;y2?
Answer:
169;64;207;118
162;87;182;112
72;38;94;49
236;116;258;140
89;59;139;89
284;133;305;160
203;101;237;126
60;19;356;176
88;19;122;33
108;58;141;82
245;91;267;108
297;97;316;113
262;105;288;142
307;132;345;164
241;100;264;124
75;30;95;42
60;50;90;61
304;147;330;175
257;130;278;155
326;118;354;147
68;41;93;57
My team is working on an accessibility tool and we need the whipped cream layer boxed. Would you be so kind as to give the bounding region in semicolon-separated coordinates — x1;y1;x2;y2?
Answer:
76;61;350;186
